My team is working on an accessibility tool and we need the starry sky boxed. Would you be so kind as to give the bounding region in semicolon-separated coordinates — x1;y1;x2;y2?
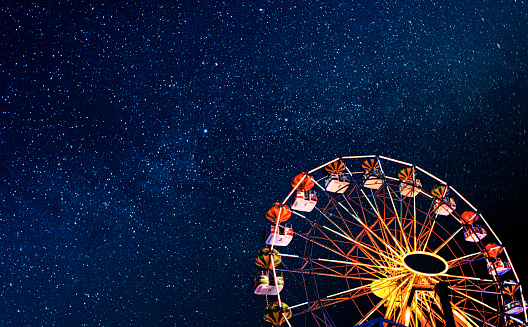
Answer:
1;0;528;326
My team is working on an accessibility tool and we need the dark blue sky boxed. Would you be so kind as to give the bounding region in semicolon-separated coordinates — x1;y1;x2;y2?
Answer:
1;0;527;326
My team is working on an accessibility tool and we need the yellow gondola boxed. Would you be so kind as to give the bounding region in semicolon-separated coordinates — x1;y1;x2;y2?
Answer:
254;248;282;270
263;301;292;326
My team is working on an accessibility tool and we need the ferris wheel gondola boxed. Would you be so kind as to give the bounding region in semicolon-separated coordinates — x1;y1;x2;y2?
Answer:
251;155;527;327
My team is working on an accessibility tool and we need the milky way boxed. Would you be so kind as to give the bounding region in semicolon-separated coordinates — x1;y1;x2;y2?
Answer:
1;1;527;326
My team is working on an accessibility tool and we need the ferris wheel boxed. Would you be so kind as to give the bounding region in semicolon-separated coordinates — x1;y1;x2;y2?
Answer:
252;155;527;327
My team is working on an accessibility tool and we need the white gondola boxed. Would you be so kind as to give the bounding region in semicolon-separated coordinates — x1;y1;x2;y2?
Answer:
254;274;284;295
464;225;487;242
265;225;293;247
291;190;317;212
505;300;527;315
363;172;383;190
433;197;456;216
399;179;422;198
325;174;350;193
487;258;511;276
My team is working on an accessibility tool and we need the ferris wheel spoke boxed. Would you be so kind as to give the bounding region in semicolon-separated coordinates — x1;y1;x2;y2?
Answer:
449;277;501;294
345;227;387;265
313;225;352;257
312;257;390;276
394;274;418;323
410;293;427;326
385;185;413;253
412;185;418;251
360;188;407;255
312;178;332;198
295;211;365;260
427;291;448;325
314;207;362;248
414;194;442;247
308;259;350;279
450;287;500;295
412;304;433;327
318;224;401;269
441;273;494;283
281;312;293;327
431;226;464;254
384;274;415;324
326;281;382;299
315;257;405;276
451;305;483;327
356;277;411;325
339;199;403;258
300;244;392;281
291;296;355;317
275;267;383;280
280;250;400;278
450;288;498;312
390;189;419;252
328;273;409;300
323;195;363;238
298;220;392;270
412;293;443;327
446;252;485;270
296;236;359;274
451;304;498;327
417;213;439;252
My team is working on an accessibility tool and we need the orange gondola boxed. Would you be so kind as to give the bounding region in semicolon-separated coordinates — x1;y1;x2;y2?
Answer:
325;160;345;175
362;158;380;172
398;167;413;181
291;172;314;191
460;211;479;225
266;203;291;224
485;243;503;258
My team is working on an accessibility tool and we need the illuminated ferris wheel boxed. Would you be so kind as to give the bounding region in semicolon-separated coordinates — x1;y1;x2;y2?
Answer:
252;155;527;327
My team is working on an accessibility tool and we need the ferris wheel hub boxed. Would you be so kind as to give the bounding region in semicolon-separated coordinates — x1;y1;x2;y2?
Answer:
402;251;448;276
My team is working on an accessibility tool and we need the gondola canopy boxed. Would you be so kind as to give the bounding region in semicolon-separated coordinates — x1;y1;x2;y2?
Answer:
266;203;291;224
262;301;292;326
325;160;345;175
291;172;314;191
254;248;282;270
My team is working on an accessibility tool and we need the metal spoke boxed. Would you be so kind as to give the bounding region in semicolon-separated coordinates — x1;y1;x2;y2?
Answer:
356;277;411;325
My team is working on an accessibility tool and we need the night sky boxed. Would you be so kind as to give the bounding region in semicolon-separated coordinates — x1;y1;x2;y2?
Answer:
1;0;528;326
